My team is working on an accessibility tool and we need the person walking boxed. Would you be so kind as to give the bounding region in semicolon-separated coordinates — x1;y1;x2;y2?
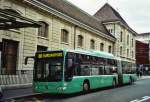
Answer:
0;87;3;102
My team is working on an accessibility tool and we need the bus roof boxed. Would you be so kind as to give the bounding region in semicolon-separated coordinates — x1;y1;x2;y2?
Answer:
36;49;115;59
67;49;115;59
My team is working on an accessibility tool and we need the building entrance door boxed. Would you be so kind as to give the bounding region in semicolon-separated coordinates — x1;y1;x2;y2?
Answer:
2;39;18;74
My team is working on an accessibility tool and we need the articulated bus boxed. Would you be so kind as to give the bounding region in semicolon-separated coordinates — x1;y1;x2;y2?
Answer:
26;49;137;94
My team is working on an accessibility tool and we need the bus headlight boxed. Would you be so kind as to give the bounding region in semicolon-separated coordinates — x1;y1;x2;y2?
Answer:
35;86;38;89
64;83;67;86
57;86;67;91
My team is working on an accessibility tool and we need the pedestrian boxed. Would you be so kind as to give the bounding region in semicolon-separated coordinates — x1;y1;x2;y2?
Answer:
136;68;140;78
0;87;3;102
139;70;143;77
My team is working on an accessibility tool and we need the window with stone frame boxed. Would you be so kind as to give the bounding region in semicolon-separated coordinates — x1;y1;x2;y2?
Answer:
108;29;113;34
0;42;2;70
132;51;134;58
38;21;48;37
120;31;123;42
108;45;112;53
78;35;83;47
131;38;133;47
37;45;48;51
127;35;129;45
61;29;69;43
0;42;2;52
127;49;129;57
90;39;95;49
120;46;122;56
100;43;104;51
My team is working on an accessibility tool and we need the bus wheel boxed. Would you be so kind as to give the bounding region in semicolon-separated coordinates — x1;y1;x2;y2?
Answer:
112;79;116;88
83;82;90;92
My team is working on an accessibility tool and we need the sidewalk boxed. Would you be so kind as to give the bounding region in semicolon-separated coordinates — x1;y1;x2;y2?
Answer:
140;75;150;80
2;84;36;100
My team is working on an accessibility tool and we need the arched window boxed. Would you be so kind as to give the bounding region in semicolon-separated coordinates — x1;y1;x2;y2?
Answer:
38;21;48;37
61;29;69;43
120;31;123;42
90;39;95;49
132;51;134;58
78;35;83;47
100;43;104;51
127;49;129;57
108;45;112;53
127;35;129;45
120;46;122;56
131;38;133;47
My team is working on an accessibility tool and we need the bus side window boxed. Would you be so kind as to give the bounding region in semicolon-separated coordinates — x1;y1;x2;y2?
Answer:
66;59;73;77
99;66;104;75
80;65;90;76
104;66;111;75
67;59;73;68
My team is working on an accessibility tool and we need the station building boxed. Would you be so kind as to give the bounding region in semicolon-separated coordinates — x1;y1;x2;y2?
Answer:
136;33;150;75
0;0;137;86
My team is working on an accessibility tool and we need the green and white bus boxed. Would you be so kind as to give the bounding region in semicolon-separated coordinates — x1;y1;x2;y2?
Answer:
26;49;137;94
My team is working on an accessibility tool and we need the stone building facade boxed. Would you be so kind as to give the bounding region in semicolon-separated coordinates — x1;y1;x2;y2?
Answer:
0;0;136;74
136;33;150;74
94;3;136;63
136;40;149;66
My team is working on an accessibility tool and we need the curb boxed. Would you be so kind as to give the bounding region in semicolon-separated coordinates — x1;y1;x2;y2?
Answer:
4;93;41;100
1;83;32;91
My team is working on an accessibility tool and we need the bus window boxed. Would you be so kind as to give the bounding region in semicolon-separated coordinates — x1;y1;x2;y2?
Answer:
65;58;74;80
104;66;111;75
53;63;62;80
34;59;63;82
80;65;90;76
111;66;117;73
99;66;104;75
91;67;99;75
65;52;85;80
36;61;43;79
67;59;73;68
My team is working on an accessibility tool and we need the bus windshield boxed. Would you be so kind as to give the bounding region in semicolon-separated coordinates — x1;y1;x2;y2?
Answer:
34;56;63;82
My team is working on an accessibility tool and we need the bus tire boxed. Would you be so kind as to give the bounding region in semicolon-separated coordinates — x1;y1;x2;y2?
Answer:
83;81;90;92
112;79;117;88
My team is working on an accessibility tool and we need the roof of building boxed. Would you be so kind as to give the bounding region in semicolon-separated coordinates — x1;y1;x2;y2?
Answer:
36;0;114;37
138;32;150;35
0;8;41;30
136;39;149;44
94;3;137;35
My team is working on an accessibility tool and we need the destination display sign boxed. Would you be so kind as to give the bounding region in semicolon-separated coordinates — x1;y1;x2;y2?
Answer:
37;52;63;59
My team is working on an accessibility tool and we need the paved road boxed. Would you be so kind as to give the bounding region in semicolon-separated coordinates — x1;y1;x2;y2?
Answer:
3;86;34;100
14;78;150;102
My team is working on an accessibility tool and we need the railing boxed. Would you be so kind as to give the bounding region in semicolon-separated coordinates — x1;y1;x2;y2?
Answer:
0;70;33;86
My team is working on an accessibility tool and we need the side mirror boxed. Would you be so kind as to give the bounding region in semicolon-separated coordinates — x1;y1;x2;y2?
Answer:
25;56;35;65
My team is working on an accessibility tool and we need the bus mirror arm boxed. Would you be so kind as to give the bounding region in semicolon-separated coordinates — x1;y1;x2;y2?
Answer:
25;56;35;65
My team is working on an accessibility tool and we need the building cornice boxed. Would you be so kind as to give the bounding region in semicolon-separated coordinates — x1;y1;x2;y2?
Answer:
119;22;137;36
23;0;116;42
